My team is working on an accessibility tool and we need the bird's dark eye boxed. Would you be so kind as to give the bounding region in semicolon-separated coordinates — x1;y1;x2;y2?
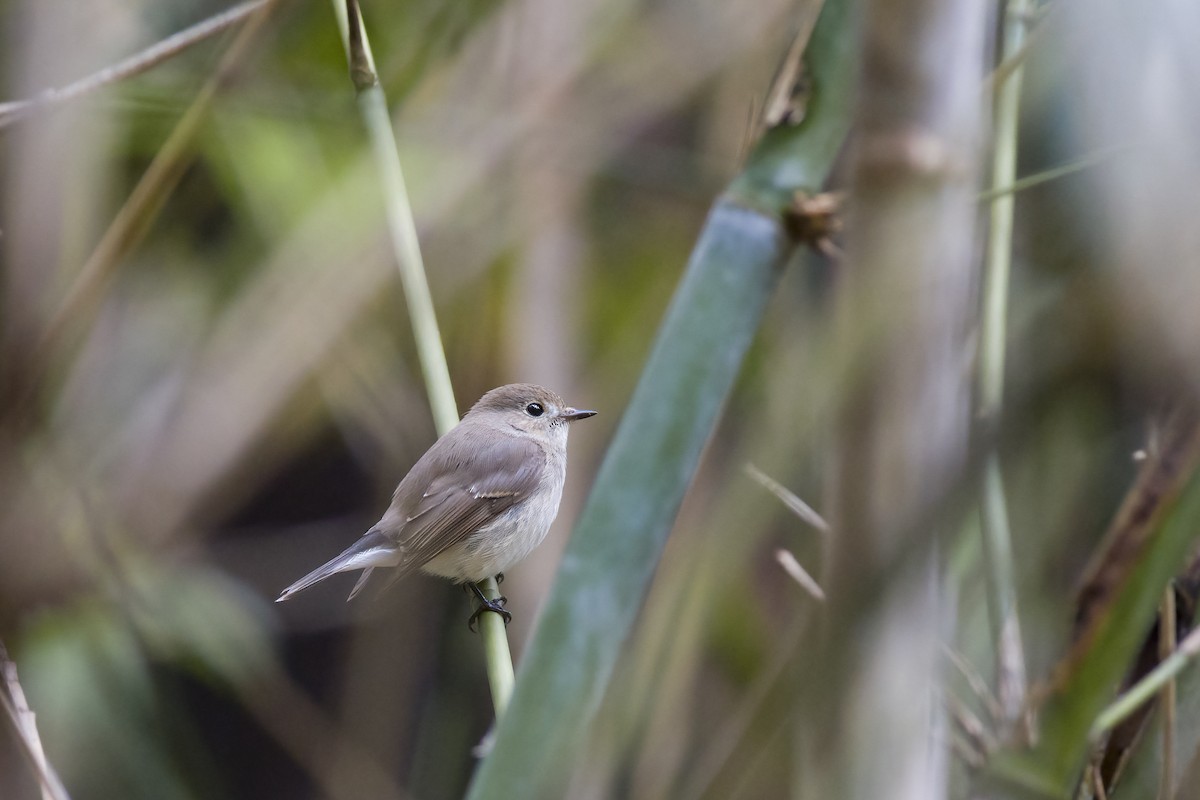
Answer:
525;402;544;417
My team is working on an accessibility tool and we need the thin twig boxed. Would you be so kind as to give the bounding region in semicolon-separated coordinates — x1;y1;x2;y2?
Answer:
0;640;72;800
978;144;1129;202
0;1;269;128
1094;765;1109;800
1076;763;1094;800
1091;622;1200;740
982;3;1056;98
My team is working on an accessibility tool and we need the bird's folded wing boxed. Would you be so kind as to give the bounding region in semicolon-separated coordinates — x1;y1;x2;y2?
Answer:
390;433;545;568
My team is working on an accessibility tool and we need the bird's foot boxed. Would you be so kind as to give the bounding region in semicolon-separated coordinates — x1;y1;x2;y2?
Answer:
467;580;512;631
468;596;511;632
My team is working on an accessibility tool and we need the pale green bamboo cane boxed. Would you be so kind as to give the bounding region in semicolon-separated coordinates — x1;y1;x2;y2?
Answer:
978;0;1034;730
329;0;514;718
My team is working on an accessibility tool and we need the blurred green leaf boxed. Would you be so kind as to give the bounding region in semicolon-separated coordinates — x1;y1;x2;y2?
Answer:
20;604;196;800
128;564;276;687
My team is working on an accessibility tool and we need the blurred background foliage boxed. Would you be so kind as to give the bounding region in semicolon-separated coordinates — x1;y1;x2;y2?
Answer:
3;0;1200;798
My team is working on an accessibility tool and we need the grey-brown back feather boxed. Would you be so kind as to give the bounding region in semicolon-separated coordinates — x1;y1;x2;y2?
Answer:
378;421;546;569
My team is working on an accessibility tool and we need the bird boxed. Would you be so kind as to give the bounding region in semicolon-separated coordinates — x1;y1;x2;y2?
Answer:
276;383;596;627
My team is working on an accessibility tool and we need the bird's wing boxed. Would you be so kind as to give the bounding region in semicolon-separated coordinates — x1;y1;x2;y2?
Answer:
383;429;545;569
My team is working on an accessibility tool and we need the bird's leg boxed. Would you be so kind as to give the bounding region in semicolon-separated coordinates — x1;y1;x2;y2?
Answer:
467;579;511;631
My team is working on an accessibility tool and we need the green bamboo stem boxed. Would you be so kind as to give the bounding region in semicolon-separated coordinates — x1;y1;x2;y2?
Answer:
331;0;459;436
465;0;857;795
477;577;515;717
330;0;513;718
977;0;1033;728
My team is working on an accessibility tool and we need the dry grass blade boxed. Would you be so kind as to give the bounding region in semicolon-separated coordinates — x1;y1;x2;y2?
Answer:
745;463;830;533
1075;408;1200;639
943;686;998;758
0;641;71;800
775;548;826;600
982;3;1057;98
0;0;269;128
943;644;1004;726
13;0;281;425
978;145;1129;202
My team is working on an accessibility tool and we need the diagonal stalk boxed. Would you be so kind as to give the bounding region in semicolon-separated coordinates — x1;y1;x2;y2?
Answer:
1091;616;1200;741
0;0;270;128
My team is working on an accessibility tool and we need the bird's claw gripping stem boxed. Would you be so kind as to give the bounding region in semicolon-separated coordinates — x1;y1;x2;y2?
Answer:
468;580;512;631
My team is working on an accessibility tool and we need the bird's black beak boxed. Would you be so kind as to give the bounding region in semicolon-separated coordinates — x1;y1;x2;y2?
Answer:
562;407;597;422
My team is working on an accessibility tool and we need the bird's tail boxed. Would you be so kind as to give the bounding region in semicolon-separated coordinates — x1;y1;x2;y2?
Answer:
276;529;402;602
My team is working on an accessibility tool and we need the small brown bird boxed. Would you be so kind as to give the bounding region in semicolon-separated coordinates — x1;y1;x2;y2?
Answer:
276;383;595;626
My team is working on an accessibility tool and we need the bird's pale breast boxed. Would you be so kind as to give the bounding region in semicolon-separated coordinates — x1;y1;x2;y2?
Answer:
418;451;566;583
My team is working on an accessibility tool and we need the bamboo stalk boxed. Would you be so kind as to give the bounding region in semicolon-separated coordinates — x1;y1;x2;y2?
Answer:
977;0;1034;731
329;0;513;718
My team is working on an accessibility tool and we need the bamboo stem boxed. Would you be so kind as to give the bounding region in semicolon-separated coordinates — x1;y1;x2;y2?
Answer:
330;0;513;717
977;0;1033;730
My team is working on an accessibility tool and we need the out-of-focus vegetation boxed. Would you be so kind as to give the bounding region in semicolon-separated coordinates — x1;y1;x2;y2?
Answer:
4;0;1200;798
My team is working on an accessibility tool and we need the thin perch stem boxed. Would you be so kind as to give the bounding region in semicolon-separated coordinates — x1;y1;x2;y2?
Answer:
330;0;514;716
976;0;1033;731
331;0;459;436
478;577;516;717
